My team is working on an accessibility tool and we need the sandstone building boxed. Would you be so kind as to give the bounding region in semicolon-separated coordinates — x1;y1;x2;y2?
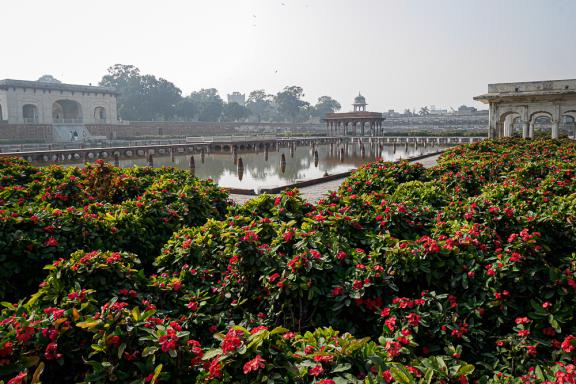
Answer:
0;76;118;141
474;79;576;139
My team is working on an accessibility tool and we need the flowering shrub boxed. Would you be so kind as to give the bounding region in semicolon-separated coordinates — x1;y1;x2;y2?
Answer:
0;159;229;299
2;139;576;383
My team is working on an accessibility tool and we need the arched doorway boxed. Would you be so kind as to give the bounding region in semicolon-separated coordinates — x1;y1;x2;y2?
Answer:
562;111;576;138
22;104;38;123
53;100;83;123
498;111;522;137
510;116;523;137
94;107;106;123
530;111;553;138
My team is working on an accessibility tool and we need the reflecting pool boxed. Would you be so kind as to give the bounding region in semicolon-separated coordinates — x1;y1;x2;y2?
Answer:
70;142;444;189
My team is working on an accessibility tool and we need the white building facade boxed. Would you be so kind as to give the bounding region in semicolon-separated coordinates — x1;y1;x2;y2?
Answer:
474;79;576;139
0;78;118;125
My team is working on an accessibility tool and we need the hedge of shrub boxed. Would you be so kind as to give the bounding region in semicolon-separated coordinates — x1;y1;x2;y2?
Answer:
0;159;229;299
1;139;576;383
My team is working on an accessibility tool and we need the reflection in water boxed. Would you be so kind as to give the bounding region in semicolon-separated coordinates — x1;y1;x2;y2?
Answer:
280;153;286;174
67;142;443;189
237;157;244;181
189;155;195;176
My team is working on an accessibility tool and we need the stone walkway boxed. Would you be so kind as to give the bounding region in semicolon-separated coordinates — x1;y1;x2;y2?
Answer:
229;153;442;204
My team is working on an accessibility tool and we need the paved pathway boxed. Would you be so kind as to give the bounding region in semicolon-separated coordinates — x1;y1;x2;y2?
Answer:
229;154;442;204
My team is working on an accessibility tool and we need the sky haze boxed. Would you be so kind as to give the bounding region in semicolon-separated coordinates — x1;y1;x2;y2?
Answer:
2;0;575;112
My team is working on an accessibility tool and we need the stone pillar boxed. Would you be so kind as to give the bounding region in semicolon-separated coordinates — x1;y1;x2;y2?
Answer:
552;121;559;139
522;122;529;139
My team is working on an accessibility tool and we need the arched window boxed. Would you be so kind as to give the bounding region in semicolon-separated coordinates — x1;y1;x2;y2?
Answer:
22;104;38;123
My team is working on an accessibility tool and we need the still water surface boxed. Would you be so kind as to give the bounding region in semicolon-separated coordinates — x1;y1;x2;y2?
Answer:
73;143;443;189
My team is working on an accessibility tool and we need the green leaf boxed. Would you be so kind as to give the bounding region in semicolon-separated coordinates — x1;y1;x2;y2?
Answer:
76;320;102;329
420;368;433;384
118;343;127;359
152;364;163;383
270;326;289;335
332;363;352;373
142;346;158;357
457;364;475;376
202;348;223;360
0;301;15;310
390;365;415;384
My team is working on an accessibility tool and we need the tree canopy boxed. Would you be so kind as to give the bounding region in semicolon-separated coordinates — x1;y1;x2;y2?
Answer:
100;64;345;123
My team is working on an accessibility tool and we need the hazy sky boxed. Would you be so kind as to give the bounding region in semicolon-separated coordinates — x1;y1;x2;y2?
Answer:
2;0;575;112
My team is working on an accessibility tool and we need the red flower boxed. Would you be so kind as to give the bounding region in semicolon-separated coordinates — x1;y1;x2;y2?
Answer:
317;380;336;384
44;342;63;360
209;357;222;378
187;301;199;311
331;287;344;297
382;370;393;383
7;372;27;384
309;365;324;377
222;328;243;353
243;354;266;374
313;354;334;363
562;335;576;353
45;237;58;247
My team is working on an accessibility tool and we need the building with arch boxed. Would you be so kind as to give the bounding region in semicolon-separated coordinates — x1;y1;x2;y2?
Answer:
0;77;119;140
474;79;576;139
323;94;385;136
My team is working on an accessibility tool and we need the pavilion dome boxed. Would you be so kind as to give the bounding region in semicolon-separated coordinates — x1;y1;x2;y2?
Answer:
354;93;366;104
37;75;62;84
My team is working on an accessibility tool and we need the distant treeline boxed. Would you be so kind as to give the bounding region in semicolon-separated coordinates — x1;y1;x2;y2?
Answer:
99;64;342;123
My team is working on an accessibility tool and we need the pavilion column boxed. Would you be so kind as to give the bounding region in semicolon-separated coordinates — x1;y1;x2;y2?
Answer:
522;122;529;139
495;122;503;138
529;122;535;139
552;121;559;139
361;121;365;136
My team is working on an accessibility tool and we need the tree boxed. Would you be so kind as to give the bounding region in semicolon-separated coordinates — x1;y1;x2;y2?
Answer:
222;102;251;122
246;90;275;123
312;96;341;119
275;86;310;123
99;64;182;121
189;88;224;122
418;106;430;116
175;98;197;121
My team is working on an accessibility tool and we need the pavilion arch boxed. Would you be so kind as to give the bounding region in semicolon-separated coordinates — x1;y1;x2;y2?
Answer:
22;104;39;123
529;111;554;123
528;111;554;138
562;110;576;137
498;111;522;137
94;106;107;122
53;100;83;123
562;110;576;121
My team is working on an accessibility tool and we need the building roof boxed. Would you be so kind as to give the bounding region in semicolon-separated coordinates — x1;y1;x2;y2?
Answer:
0;79;119;95
323;111;384;121
474;79;576;103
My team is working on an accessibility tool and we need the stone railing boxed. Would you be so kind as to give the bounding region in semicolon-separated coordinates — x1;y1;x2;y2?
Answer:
53;118;83;124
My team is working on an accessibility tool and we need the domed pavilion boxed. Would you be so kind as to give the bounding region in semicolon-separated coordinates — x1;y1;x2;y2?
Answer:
323;93;385;136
